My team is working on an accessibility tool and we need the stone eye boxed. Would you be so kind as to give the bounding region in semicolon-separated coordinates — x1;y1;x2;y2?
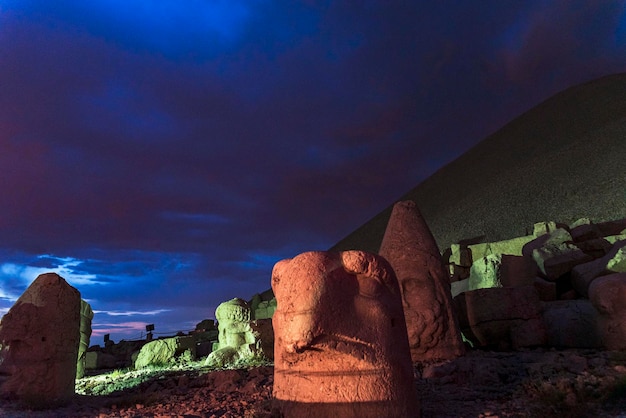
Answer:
358;276;382;298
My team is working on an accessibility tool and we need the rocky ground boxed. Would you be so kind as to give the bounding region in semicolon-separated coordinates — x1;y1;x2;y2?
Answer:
2;348;626;417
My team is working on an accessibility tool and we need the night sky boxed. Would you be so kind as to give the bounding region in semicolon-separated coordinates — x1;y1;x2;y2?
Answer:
1;1;626;342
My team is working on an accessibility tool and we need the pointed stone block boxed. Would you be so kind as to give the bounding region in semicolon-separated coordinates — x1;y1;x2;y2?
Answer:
379;200;465;363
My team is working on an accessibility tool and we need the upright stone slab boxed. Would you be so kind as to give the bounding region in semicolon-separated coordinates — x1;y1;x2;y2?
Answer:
378;200;465;362
0;273;81;406
76;299;94;379
272;251;419;418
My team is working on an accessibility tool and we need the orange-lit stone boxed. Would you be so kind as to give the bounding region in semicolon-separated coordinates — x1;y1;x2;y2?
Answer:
271;250;419;418
379;200;465;362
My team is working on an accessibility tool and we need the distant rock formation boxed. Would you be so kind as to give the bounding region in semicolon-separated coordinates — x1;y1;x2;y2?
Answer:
0;273;81;407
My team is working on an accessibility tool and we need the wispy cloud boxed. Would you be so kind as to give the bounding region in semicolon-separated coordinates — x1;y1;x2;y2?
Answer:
94;309;171;317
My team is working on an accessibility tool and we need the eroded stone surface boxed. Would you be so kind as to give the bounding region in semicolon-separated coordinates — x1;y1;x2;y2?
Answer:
271;250;418;418
134;336;196;369
455;286;547;349
204;298;272;367
76;299;94;379
0;273;81;406
589;273;626;350
379;200;465;362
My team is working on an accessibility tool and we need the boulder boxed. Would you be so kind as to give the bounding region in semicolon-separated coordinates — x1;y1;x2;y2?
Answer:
588;273;626;350
378;200;465;362
271;251;418;418
455;286;546;349
0;273;81;406
134;336;196;369
468;254;535;290
542;300;602;348
76;299;94;379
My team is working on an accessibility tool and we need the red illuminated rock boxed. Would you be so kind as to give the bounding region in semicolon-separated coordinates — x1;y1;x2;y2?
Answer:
379;200;465;362
589;272;626;350
271;251;419;418
0;273;81;406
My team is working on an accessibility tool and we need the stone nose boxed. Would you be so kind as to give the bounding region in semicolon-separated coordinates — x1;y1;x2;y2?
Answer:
283;310;319;353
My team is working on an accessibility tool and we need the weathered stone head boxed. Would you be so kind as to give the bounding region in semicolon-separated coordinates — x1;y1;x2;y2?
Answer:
0;273;81;407
271;250;419;418
205;298;272;367
379;200;465;362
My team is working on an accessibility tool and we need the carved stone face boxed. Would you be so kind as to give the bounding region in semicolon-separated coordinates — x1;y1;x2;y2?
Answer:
271;250;418;418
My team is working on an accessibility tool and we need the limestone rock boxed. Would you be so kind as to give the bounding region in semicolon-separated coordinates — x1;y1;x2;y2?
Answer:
588;273;626;350
76;299;94;379
0;273;81;406
134;336;196;369
271;251;418;418
379;200;465;363
468;254;534;290
455;286;546;349
542;300;602;348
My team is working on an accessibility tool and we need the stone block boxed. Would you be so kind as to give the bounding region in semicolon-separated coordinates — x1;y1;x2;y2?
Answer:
542;300;602;348
589;273;626;350
449;244;472;267
468;235;535;259
468;254;535;290
451;278;469;298
527;228;593;280
571;240;626;297
533;277;557;301
455;286;546;349
533;221;558;237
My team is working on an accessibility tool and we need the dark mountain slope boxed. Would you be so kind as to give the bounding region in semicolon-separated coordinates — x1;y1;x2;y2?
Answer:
332;73;626;253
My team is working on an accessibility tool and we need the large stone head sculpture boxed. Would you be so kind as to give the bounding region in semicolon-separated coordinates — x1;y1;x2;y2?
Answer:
271;250;419;418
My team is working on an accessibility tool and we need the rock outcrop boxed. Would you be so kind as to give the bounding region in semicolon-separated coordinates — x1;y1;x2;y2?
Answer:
271;251;419;418
0;273;81;406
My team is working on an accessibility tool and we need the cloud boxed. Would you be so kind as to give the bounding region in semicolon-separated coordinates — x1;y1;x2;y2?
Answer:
94;309;171;317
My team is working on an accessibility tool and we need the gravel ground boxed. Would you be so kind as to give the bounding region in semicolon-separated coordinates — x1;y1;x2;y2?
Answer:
2;348;626;417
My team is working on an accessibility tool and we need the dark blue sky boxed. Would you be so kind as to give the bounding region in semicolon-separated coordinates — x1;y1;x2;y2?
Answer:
1;0;625;342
